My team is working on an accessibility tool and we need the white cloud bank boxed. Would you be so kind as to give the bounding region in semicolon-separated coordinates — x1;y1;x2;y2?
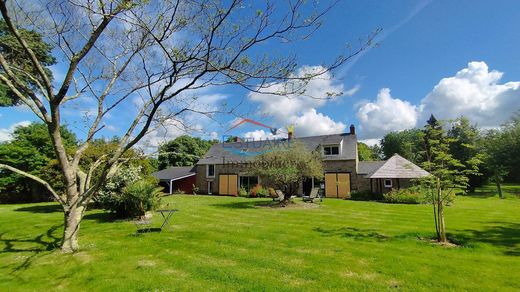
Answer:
357;61;520;139
246;65;357;138
0;121;32;143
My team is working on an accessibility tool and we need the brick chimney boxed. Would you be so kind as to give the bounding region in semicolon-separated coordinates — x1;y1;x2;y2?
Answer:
350;124;356;135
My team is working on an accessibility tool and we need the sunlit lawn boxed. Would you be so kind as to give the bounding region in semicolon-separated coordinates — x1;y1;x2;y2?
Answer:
0;186;519;291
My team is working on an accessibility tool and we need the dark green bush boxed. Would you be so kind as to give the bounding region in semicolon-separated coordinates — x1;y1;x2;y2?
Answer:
382;187;427;204
350;190;382;201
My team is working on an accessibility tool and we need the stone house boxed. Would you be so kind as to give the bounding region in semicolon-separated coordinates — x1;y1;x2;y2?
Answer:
153;125;430;197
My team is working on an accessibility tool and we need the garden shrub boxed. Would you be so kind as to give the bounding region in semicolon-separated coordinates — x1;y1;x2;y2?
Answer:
95;166;163;218
350;190;382;201
238;187;248;197
249;184;269;198
122;179;163;217
382;187;427;204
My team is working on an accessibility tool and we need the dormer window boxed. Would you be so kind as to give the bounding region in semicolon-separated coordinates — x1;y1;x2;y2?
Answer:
323;145;340;156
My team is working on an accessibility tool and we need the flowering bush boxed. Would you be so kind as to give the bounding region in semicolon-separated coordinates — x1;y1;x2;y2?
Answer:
95;166;162;218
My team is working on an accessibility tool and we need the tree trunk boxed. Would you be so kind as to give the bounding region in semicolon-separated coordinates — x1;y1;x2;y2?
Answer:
61;203;85;253
438;200;447;243
495;180;503;199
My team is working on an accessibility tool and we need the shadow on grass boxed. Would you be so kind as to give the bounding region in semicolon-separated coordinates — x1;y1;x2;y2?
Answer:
451;223;520;256
14;204;62;213
82;211;118;223
313;227;390;242
0;224;62;272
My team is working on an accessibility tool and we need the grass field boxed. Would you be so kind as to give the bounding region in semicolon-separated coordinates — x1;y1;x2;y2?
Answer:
0;188;519;291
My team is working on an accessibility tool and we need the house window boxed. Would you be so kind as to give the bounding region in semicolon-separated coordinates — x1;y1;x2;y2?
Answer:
207;164;215;178
384;179;392;188
323;145;340;155
207;181;213;194
239;176;259;192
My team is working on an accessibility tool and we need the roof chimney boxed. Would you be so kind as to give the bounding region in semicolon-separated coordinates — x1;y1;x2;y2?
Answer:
287;124;294;140
350;124;356;135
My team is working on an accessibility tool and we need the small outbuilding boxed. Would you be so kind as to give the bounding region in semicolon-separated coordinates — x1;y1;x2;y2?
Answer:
151;166;197;194
365;154;430;194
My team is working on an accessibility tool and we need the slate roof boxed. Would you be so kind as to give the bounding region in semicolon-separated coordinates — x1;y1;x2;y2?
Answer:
151;166;196;181
197;133;357;164
358;161;386;174
366;154;430;179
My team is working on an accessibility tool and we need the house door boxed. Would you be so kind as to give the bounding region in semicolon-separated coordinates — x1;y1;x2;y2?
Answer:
218;174;238;196
324;173;350;198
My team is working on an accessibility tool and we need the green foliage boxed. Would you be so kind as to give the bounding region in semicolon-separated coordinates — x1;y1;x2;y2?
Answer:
357;142;381;161
0;123;77;202
158;135;218;169
382;187;427;204
252;142;323;201
381;129;422;163
251;185;269;198
448;116;484;191
122;179;163;218
350;190;382;201
0;20;56;106
238;187;248;198
95;166;162;218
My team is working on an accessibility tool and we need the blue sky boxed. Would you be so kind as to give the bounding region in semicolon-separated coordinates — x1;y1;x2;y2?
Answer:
1;0;520;149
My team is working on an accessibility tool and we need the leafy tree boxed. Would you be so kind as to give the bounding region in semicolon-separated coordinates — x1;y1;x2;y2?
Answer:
158;135;217;169
419;115;479;243
0;20;56;106
252;142;323;205
481;113;520;197
0;123;76;202
380;129;422;162
357;142;373;161
358;142;383;161
447;117;483;192
0;1;374;252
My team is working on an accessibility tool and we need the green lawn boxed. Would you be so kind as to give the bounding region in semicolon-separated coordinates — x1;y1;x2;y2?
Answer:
0;190;519;291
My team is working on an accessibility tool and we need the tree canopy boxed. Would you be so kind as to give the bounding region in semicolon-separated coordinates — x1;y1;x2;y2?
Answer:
0;20;56;106
380;129;422;163
158;135;218;169
252;142;323;204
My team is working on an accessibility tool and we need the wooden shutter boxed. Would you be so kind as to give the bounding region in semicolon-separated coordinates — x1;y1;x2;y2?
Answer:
228;175;238;196
325;173;337;197
337;173;351;198
219;174;228;195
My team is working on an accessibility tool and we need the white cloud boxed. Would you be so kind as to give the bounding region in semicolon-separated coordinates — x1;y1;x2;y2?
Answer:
289;109;346;136
355;61;520;140
135;118;195;154
0;121;32;143
246;65;347;137
419;61;520;126
357;88;418;139
359;139;381;147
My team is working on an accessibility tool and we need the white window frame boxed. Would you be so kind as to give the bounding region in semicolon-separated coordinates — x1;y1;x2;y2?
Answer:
206;164;215;178
207;181;213;194
384;179;393;188
323;144;340;156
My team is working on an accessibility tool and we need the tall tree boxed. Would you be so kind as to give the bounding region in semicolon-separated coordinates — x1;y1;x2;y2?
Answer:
419;115;479;243
380;129;422;163
481;112;520;197
158;135;217;169
357;142;382;161
447;116;483;192
0;123;77;202
0;0;375;252
0;20;56;106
